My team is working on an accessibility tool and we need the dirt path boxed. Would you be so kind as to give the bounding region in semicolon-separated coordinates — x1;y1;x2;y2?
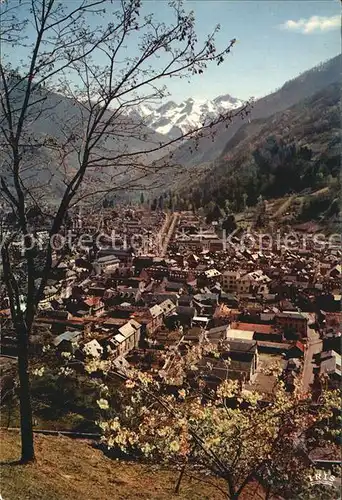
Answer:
271;195;294;219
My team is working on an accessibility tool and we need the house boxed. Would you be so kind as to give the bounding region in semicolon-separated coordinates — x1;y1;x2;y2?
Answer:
203;269;222;283
192;316;210;329
53;330;82;352
279;300;297;312
275;312;308;338
98;248;133;266
119;320;140;348
132;304;164;336
96;255;120;272
116;287;140;303
146;266;169;280
323;312;342;333
238;273;252;294
322;333;341;355
82;339;103;358
222;270;240;293
40;310;70;320
282;359;301;392
164;281;184;293
110;319;141;357
206;324;229;344
83;297;105;316
40;285;59;305
133;256;154;273
187;254;200;268
183;327;204;343
245;270;271;294
193;293;219;314
169;269;190;283
329;264;341;279
178;295;193;307
174;306;196;328
260;310;276;322
220;293;238;308
210;282;222;295
286;341;305;359
149;304;164;331
221;270;268;295
225;340;259;381
198;339;258;386
88;286;106;297
159;299;177;317
51;262;69;280
208;240;224;252
75;258;93;272
143;293;179;306
229;322;282;343
284;358;301;373
175;236;204;252
66;295;105;317
226;329;255;342
316;293;341;313
319;350;341;380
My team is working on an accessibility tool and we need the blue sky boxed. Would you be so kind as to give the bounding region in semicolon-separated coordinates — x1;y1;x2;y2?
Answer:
3;0;340;103
161;0;341;102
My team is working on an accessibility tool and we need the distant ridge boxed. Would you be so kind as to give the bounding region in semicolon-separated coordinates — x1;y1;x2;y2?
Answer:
165;54;341;168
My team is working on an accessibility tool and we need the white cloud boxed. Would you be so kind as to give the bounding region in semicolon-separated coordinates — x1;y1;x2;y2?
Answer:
280;15;340;34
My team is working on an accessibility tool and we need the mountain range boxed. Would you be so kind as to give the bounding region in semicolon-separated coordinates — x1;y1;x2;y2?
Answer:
0;75;170;203
129;94;243;139
1;54;340;210
161;55;341;170
175;81;340;219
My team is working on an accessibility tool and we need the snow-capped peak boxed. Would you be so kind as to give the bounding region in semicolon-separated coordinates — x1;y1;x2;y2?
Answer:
132;94;243;138
213;94;242;109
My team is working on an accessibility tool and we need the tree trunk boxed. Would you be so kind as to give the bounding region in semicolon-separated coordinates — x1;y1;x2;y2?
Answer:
265;484;272;500
174;463;186;494
226;479;237;499
17;324;35;463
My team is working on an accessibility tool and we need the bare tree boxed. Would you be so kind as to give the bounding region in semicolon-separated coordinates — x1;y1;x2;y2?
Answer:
0;0;249;462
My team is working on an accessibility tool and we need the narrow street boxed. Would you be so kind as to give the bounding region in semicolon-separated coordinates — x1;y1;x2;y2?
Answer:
147;211;171;256
158;212;179;257
301;313;322;394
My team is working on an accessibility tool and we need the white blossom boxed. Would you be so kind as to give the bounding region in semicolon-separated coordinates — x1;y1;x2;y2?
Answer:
61;351;72;359
97;398;109;410
32;367;45;377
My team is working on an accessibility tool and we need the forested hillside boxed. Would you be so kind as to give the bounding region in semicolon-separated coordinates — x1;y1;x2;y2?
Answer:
175;82;340;219
164;55;341;168
0;73;170;203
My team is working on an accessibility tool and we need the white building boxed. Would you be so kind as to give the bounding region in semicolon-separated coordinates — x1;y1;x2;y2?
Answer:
96;255;120;272
222;269;270;295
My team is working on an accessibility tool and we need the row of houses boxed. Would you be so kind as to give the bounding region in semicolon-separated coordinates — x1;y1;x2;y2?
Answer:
1;208;340;393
